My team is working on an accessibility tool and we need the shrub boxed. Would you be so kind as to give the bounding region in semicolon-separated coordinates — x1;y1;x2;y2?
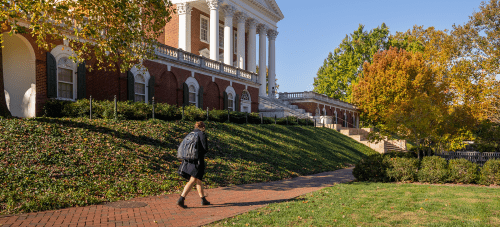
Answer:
385;156;420;182
42;98;318;126
447;158;479;184
155;103;182;121
117;101;150;120
353;154;390;182
479;159;500;185
43;99;72;118
384;151;417;159
418;156;448;183
182;105;206;121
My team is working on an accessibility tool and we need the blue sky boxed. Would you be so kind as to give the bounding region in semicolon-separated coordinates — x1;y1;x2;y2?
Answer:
271;0;485;93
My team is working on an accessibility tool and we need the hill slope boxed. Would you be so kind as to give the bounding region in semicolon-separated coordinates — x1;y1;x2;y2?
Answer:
0;118;377;215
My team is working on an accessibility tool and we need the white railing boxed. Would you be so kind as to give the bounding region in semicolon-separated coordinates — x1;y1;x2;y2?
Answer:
204;58;221;71
279;91;356;110
154;43;258;83
259;96;311;119
223;65;238;76
240;71;252;80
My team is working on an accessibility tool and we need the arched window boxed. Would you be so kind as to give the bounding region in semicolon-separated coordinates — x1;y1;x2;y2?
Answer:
57;57;76;99
134;74;146;102
189;85;197;105
228;93;234;111
240;90;251;113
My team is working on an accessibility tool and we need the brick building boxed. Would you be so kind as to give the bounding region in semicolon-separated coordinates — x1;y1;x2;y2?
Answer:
3;0;360;129
2;0;284;118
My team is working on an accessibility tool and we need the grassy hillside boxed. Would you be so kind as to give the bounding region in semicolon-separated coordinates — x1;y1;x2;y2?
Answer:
0;118;377;215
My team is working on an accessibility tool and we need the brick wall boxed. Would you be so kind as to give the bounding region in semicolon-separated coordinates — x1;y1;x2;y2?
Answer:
163;5;179;47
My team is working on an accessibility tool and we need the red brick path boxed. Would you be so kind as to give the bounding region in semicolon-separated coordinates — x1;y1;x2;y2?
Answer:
0;168;355;227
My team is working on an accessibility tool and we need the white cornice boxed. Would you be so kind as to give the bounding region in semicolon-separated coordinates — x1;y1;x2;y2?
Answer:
245;0;284;22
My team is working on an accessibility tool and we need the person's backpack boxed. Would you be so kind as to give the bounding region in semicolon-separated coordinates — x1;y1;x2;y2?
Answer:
177;132;199;160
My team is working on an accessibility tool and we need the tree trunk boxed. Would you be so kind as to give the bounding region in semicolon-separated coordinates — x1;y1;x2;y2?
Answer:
0;46;12;117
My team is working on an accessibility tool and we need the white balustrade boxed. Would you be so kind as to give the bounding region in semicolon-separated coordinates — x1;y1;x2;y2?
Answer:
182;52;201;65
240;71;252;79
223;65;238;76
278;91;357;110
153;43;258;83
204;58;221;71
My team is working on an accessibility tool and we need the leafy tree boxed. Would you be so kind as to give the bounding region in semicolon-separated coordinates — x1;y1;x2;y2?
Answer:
313;23;391;102
452;0;500;122
0;0;174;117
353;47;473;158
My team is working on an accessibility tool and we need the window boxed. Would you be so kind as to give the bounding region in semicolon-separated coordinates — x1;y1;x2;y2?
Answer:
200;16;209;43
241;91;250;102
240;90;251;113
57;57;75;99
228;93;234;111
189;85;196;105
134;74;146;102
219;24;224;48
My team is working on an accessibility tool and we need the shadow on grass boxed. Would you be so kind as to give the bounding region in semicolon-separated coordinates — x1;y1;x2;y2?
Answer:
219;168;355;191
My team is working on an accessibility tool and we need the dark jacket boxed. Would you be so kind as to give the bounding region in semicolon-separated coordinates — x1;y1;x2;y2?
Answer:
178;129;208;181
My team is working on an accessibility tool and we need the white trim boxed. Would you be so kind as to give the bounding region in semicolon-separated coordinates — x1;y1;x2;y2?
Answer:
185;76;200;106
240;89;252;113
130;66;151;104
225;86;236;111
51;45;78;101
200;15;210;44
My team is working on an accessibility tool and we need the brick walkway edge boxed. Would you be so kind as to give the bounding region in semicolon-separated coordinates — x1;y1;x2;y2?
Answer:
0;168;355;227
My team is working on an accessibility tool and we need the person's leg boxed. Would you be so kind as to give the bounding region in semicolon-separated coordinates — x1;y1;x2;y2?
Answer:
196;179;210;205
181;176;197;197
195;179;205;197
177;176;197;208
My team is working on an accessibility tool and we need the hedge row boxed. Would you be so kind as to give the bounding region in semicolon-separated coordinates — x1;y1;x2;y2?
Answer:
353;153;500;185
43;99;314;125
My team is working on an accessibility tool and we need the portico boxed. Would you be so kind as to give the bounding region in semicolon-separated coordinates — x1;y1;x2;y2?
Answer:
171;0;283;99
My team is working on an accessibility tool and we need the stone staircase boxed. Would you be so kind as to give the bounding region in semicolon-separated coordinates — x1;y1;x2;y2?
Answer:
321;124;407;154
258;96;407;154
258;96;312;118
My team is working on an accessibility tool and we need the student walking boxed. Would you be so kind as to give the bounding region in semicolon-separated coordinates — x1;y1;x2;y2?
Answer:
177;121;210;208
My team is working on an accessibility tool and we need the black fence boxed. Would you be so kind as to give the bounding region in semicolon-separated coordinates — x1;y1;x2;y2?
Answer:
436;152;500;166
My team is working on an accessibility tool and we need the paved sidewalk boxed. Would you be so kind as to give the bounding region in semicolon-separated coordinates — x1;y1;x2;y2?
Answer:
0;168;355;227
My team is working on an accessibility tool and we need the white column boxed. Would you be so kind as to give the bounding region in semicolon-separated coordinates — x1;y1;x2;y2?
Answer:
177;3;191;51
207;0;221;61
267;29;278;98
247;19;257;73
235;12;247;69
258;24;267;97
222;5;235;65
187;8;192;52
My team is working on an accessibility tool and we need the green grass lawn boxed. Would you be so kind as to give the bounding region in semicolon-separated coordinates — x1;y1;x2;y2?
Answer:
0;117;377;215
208;182;500;227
